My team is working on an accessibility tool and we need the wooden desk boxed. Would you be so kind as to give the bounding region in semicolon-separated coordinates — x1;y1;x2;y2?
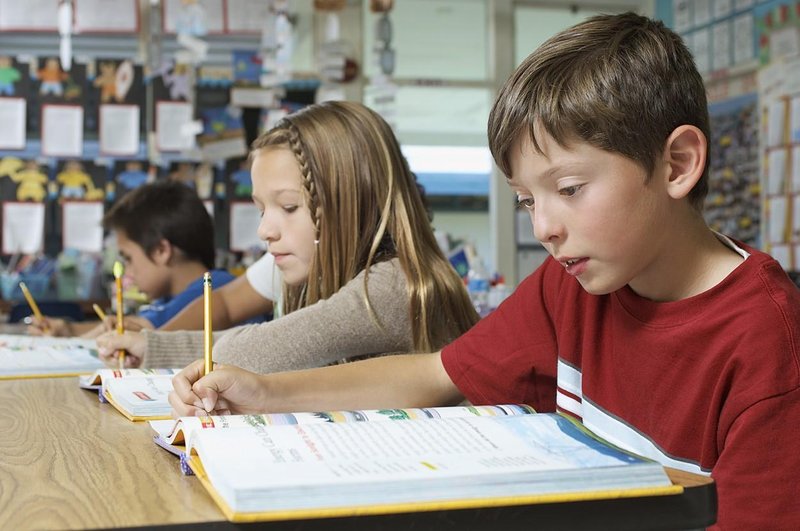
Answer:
0;377;716;530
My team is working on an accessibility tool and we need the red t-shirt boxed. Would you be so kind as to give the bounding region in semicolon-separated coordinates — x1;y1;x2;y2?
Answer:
442;243;800;530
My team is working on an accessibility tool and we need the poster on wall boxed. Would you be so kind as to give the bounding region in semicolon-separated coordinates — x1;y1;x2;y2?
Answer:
229;200;263;252
705;93;760;246
41;105;84;157
162;0;224;35
2;201;45;254
29;57;87;152
0;0;58;31
87;58;146;156
62;200;104;252
74;0;139;33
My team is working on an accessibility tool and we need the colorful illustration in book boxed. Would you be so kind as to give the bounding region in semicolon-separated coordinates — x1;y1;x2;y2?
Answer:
242;415;267;428
0;56;21;96
56;160;105;200
9;160;49;202
375;409;411;421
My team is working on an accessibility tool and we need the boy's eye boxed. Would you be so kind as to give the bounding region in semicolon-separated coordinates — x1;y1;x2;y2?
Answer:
516;196;535;210
559;184;583;197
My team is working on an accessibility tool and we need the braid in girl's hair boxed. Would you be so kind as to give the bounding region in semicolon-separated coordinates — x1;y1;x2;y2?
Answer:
282;119;321;242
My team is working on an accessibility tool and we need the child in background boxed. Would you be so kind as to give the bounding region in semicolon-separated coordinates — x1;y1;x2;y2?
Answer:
96;101;479;372
29;180;235;337
169;14;800;529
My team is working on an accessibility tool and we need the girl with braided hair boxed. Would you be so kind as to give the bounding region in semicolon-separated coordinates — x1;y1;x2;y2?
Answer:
96;101;479;372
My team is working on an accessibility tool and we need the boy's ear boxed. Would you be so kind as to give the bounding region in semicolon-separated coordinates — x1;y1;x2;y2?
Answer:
661;125;706;200
150;238;173;266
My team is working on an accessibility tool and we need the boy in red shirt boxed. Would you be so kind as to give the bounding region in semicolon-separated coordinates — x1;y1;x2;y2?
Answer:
170;13;800;529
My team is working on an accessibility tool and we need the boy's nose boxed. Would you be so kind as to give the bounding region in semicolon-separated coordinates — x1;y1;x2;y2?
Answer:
532;205;564;243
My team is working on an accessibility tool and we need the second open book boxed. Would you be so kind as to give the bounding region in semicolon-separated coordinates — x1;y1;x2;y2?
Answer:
79;368;181;420
149;405;677;522
0;334;102;379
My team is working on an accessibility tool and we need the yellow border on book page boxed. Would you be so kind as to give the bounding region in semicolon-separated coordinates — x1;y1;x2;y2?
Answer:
187;456;684;523
0;370;96;380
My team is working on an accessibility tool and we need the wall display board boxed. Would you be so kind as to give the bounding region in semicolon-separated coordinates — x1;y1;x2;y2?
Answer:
706;93;761;246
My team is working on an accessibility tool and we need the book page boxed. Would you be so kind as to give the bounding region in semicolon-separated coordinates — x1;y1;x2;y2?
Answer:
0;334;96;349
193;414;670;513
79;367;180;390
154;405;536;447
104;376;174;420
0;344;103;379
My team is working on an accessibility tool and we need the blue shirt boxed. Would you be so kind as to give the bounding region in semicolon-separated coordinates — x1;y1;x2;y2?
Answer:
138;269;236;328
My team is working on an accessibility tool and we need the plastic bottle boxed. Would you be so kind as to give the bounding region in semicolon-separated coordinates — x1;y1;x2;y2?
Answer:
467;260;491;318
488;274;510;313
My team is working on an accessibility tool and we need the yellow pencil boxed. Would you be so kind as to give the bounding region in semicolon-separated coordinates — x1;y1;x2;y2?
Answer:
113;261;125;370
19;281;47;332
92;303;107;321
203;272;213;375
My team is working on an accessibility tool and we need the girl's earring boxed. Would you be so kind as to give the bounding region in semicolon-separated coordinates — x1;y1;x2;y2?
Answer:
314;239;320;245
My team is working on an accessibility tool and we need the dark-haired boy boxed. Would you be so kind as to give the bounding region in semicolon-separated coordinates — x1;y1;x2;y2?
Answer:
171;13;800;528
31;180;235;339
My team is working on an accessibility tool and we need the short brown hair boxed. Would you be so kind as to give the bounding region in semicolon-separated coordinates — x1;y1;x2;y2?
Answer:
489;12;709;210
103;180;215;269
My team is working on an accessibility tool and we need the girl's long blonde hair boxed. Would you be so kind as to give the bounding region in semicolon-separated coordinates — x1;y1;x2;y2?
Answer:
251;101;478;351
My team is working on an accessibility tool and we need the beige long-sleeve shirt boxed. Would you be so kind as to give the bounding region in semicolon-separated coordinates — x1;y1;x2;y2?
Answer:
142;259;462;373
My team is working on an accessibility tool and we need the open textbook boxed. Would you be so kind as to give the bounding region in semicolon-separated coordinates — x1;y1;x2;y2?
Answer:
151;404;537;462
169;408;678;522
0;334;103;379
79;368;180;421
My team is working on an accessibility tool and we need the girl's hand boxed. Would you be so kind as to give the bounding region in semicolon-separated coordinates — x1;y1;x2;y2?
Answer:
95;330;146;368
169;360;270;417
